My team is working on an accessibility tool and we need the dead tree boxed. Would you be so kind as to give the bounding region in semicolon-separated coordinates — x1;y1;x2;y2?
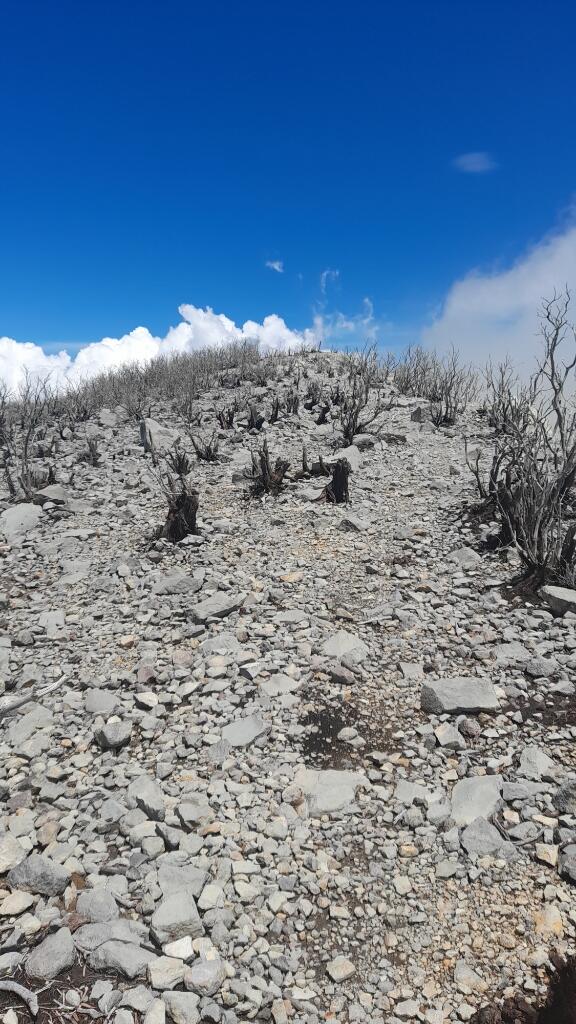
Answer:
191;431;220;462
467;291;576;584
78;437;101;466
285;390;300;414
338;375;393;444
247;406;265;431
246;439;290;497
314;458;350;504
269;397;280;424
315;404;330;425
153;445;199;543
216;406;236;429
160;476;199;542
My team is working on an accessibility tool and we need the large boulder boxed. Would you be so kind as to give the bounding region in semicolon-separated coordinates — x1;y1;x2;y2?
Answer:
421;677;499;715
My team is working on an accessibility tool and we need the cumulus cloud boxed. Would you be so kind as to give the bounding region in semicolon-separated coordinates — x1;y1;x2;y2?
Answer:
265;260;284;273
453;151;497;174
0;304;320;392
421;222;576;369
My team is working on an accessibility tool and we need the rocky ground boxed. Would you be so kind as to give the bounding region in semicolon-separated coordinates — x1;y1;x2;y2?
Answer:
0;351;575;1024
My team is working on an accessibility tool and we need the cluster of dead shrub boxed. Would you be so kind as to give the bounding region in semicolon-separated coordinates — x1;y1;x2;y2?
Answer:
393;345;477;425
467;290;576;587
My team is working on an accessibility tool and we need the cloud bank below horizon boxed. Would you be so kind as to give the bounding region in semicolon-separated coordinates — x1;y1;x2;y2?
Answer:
0;304;321;391
421;222;576;370
2;220;576;390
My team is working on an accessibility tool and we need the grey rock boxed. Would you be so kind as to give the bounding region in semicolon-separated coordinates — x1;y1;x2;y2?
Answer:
34;484;69;506
518;745;558;782
337;514;369;533
8;705;53;746
449;546;480;570
525;656;557;678
0;834;27;872
128;775;166;821
0;503;43;543
76;888;119;923
85;689;119;715
162;992;200;1024
259;673;300;698
184;956;225;997
95;720;133;750
559;844;576;883
90;941;158;979
26;927;75;980
151;893;204;944
189;592;246;623
8;854;70;896
321;629;369;663
461;818;506;856
421;677;499;715
333;444;362;471
554;778;576;814
451;775;502;827
151;573;202;596
221;714;268;748
157;863;207;898
541;585;576;616
294;766;367;814
74;920;149;953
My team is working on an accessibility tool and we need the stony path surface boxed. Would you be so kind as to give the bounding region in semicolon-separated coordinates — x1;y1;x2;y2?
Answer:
0;354;575;1024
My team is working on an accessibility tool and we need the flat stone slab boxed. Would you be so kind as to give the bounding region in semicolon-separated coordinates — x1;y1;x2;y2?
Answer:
541;585;576;616
0;504;43;543
421;676;499;715
451;775;502;826
151;573;202;596
221;714;268;748
321;629;369;663
189;592;246;623
294;767;367;814
259;673;300;698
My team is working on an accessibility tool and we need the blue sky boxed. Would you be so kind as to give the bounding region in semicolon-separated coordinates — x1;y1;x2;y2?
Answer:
1;0;576;373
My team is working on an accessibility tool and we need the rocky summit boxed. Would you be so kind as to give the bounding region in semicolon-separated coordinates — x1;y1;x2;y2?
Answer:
0;348;576;1024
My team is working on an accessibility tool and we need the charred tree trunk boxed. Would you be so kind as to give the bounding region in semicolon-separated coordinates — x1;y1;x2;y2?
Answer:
248;407;265;431
160;481;199;542
248;440;290;496
323;458;350;504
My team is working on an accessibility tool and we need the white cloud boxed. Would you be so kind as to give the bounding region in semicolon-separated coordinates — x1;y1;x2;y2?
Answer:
421;222;576;368
453;151;497;174
0;304;319;392
320;268;339;294
265;260;284;273
316;297;385;349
